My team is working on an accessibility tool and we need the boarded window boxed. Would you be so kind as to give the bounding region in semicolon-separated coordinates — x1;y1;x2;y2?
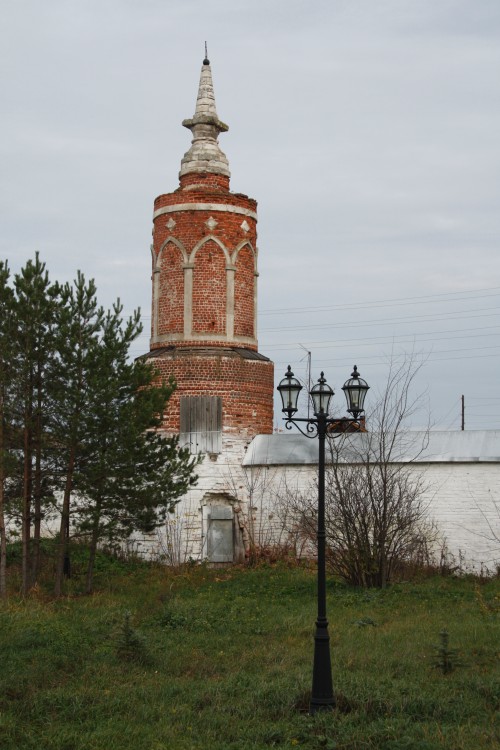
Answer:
179;396;222;454
207;506;234;563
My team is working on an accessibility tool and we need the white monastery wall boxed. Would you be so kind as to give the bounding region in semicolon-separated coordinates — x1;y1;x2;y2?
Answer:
143;458;500;571
420;462;500;570
134;436;251;562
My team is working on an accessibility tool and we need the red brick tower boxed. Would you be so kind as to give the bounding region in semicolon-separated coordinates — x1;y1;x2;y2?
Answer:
146;54;274;448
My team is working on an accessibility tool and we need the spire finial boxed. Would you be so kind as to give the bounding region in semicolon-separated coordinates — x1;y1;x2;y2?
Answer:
180;50;230;180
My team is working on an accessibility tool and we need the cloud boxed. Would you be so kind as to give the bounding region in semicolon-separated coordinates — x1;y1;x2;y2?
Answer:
1;0;499;428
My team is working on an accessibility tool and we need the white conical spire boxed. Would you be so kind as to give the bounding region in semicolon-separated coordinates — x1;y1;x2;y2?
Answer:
180;52;230;179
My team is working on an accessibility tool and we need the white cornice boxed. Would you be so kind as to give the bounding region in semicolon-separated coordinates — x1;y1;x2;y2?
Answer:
153;203;257;221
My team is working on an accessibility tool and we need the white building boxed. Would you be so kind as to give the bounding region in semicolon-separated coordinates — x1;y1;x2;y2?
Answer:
139;429;500;573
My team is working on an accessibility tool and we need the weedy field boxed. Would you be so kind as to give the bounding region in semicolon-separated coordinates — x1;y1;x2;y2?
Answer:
0;547;499;750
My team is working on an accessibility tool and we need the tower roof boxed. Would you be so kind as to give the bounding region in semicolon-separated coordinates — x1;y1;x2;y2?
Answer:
180;55;230;180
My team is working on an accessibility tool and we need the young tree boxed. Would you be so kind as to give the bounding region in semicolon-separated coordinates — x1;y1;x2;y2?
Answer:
224;462;294;563
0;261;17;597
71;303;199;593
51;273;104;596
13;254;59;593
286;356;433;588
1;255;199;595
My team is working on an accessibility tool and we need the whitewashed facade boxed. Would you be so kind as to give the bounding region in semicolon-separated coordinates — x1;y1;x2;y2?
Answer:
136;430;500;573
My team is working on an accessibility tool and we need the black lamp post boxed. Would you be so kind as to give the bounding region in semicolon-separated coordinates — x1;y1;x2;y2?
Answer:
277;365;369;714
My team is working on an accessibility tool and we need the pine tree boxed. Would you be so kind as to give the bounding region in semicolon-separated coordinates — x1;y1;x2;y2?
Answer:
71;302;199;593
1;255;200;596
51;272;104;595
13;254;59;593
0;261;17;598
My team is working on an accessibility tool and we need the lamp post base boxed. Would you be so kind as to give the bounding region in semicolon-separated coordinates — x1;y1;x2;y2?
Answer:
309;619;335;714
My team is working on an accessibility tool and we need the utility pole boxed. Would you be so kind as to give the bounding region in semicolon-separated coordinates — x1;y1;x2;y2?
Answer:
461;395;465;431
299;344;312;420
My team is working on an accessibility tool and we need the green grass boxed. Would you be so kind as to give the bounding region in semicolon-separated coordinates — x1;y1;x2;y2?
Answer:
0;554;499;749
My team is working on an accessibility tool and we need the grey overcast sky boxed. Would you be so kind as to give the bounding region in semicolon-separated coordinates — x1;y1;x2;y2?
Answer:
1;0;500;429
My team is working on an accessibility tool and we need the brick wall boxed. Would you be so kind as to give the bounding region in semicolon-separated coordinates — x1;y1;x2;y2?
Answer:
149;348;274;436
147;153;274;438
179;172;230;192
158;243;184;336
191;239;227;334
151;183;258;350
234;244;255;338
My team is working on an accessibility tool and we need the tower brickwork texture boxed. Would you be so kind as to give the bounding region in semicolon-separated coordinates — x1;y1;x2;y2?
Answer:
146;56;274;438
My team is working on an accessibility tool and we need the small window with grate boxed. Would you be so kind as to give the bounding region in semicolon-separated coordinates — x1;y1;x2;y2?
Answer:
179;395;222;454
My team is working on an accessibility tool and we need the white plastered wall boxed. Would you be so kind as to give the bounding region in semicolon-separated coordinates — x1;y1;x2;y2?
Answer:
135;454;500;571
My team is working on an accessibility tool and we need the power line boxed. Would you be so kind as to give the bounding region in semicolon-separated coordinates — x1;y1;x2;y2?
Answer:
129;327;500;356
134;303;500;332
467;397;500;401
260;305;500;334
126;285;500;322
317;343;500;362
274;351;500;368
260;325;500;352
259;286;500;316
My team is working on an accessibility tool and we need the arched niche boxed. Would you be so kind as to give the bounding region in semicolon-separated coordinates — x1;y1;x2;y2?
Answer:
157;239;185;336
191;239;227;335
233;243;256;338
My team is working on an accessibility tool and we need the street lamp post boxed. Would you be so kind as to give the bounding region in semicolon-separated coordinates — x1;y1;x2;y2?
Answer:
277;365;369;714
